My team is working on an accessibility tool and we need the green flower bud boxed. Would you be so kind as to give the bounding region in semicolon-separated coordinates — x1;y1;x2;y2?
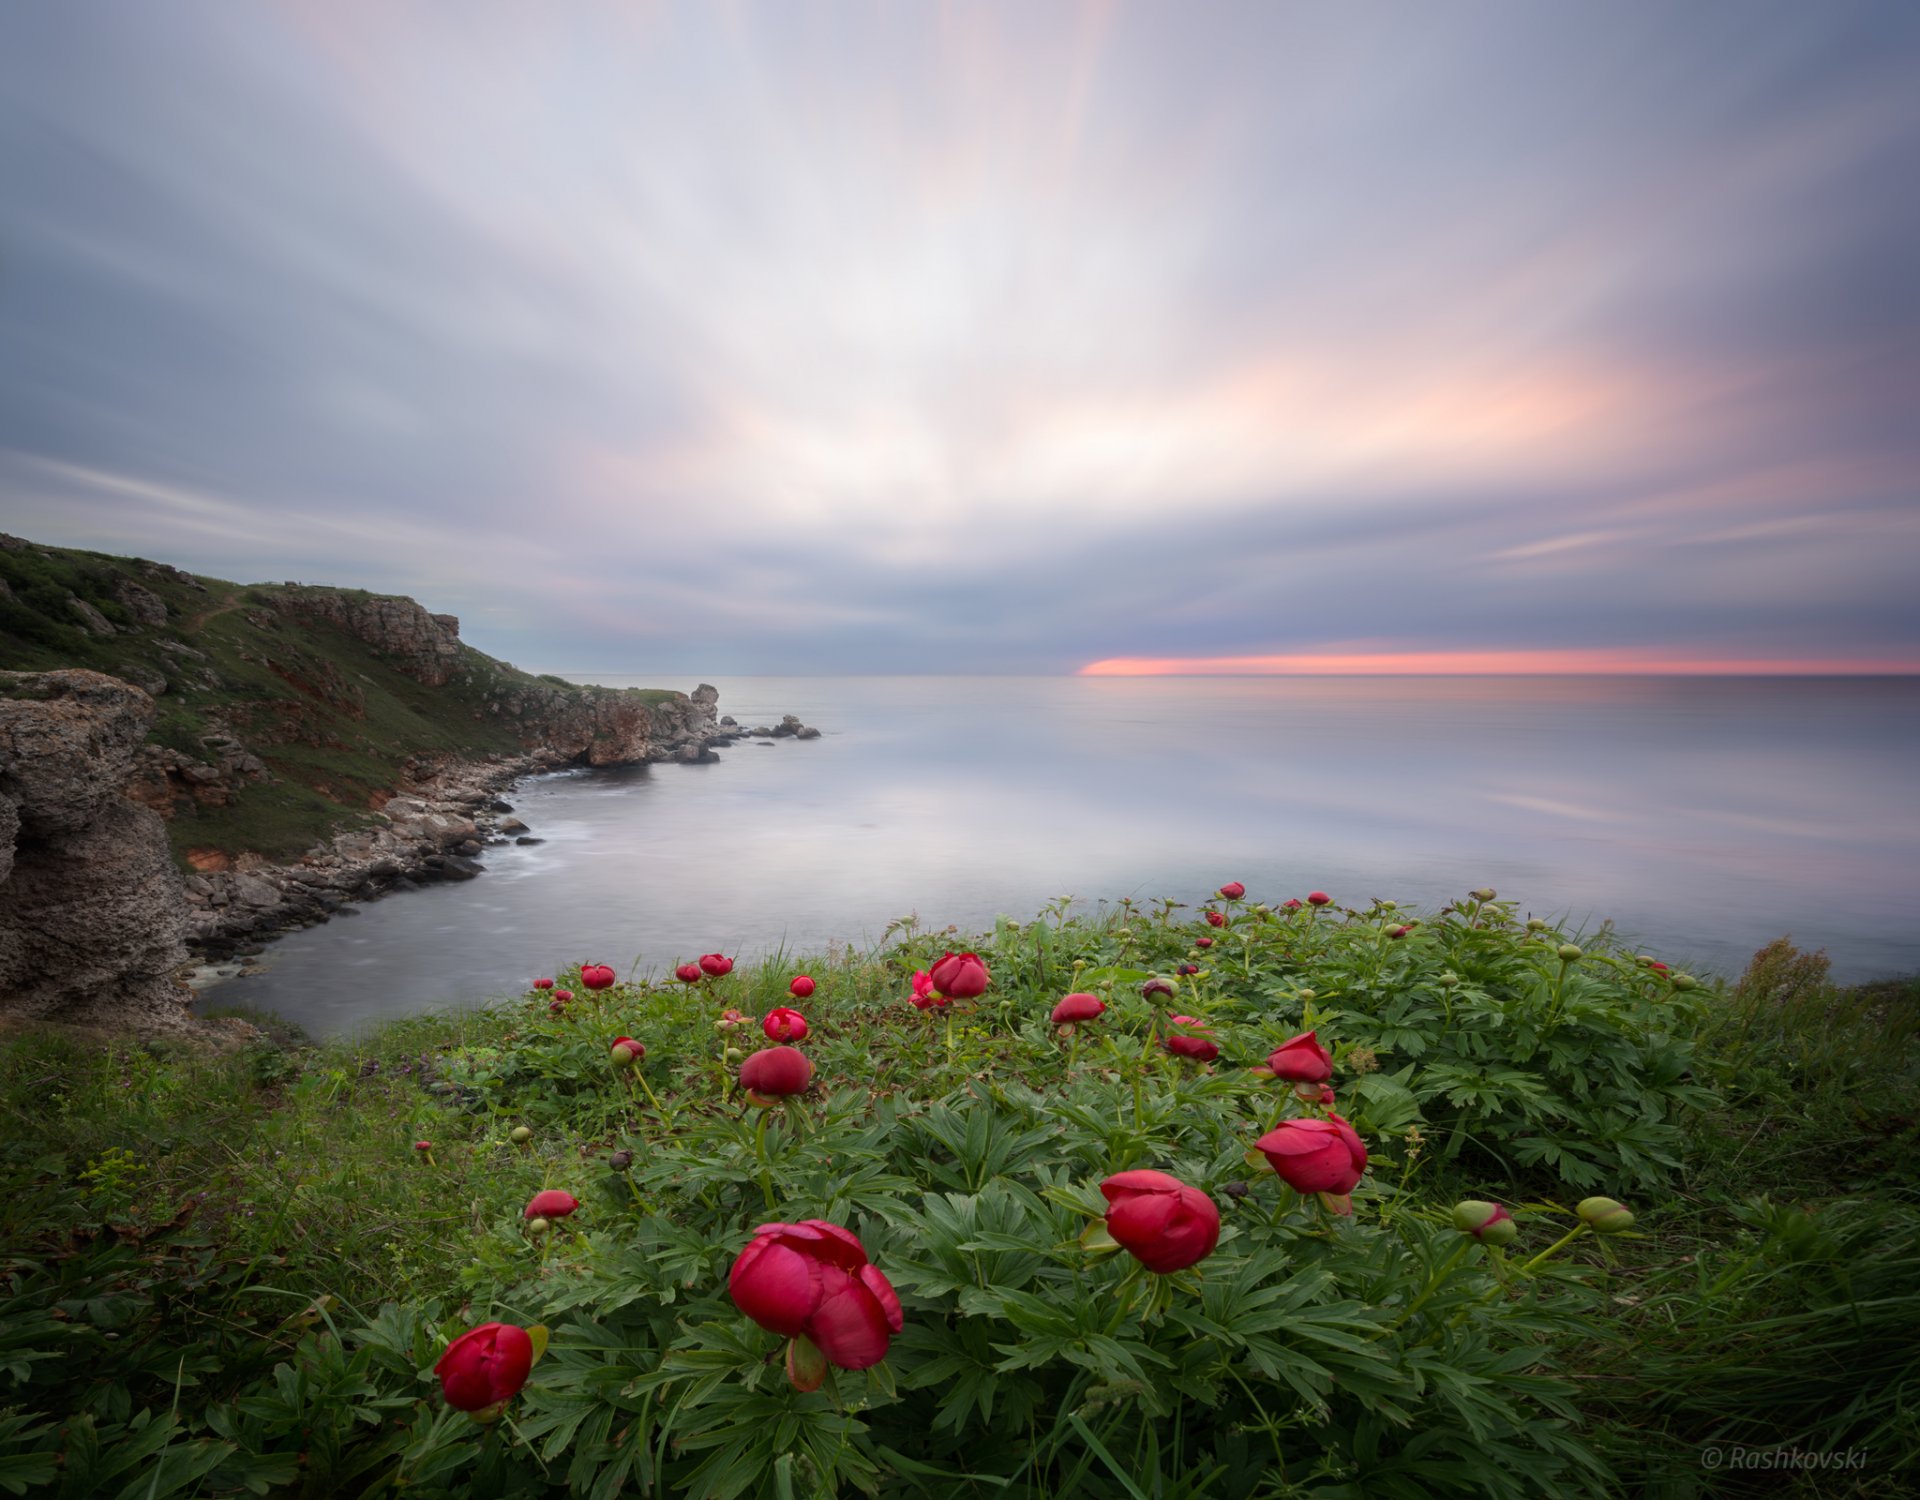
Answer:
1576;1197;1635;1234
1671;973;1697;991
1297;988;1316;1002
509;1126;532;1144
1438;971;1460;988
1451;1200;1519;1246
526;1217;550;1236
1469;887;1497;902
1526;918;1549;932
1557;944;1583;962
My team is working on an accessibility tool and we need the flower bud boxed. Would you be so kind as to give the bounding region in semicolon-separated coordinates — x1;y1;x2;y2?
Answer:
723;1046;743;1064
1557;944;1584;962
1451;1200;1519;1246
1386;925;1410;939
1221;1180;1250;1201
1297;988;1315;1002
607;1149;634;1170
1438;971;1460;988
1671;973;1697;991
785;1333;829;1393
1469;888;1497;902
1194;936;1213;949
1576;1197;1635;1234
526;1217;549;1236
1526;918;1548;932
509;1126;532;1144
1141;976;1176;1001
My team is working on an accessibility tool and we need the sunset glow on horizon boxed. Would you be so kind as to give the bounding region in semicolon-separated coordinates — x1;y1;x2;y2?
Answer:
1078;651;1920;678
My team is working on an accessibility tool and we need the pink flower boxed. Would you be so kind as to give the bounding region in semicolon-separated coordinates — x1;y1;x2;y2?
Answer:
908;970;941;1010
1281;898;1302;912
1267;1030;1333;1084
524;1189;581;1221
1099;1170;1220;1273
762;1007;809;1043
699;953;734;978
1255;1116;1368;1194
740;1045;812;1098
675;962;703;984
1051;992;1105;1025
929;951;990;999
729;1221;903;1373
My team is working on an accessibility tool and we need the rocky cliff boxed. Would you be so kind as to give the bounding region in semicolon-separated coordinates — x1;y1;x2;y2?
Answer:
0;670;194;1031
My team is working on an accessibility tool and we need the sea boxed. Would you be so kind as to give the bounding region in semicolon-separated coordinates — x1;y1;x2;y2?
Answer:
200;675;1920;1036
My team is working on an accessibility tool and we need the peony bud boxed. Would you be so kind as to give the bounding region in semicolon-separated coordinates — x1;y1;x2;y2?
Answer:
1051;992;1105;1025
526;1217;549;1236
531;978;554;991
525;1189;580;1222
1297;988;1315;1002
675;962;703;984
1671;973;1697;991
1526;918;1548;932
1576;1197;1635;1234
1194;936;1213;949
1218;881;1246;900
607;1149;633;1170
788;975;816;999
698;953;734;978
509;1126;532;1144
1557;944;1583;962
1451;1200;1518;1246
610;1038;643;1067
1204;909;1227;928
1141;976;1177;1001
1469;888;1497;902
1387;925;1410;939
1176;963;1200;977
1306;891;1332;907
580;964;616;991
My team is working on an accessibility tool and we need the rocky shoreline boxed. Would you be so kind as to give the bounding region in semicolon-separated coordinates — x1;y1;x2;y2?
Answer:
183;709;824;970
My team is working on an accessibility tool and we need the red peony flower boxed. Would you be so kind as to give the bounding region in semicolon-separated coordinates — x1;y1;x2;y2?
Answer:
434;1323;534;1413
1217;881;1246;901
1164;1032;1220;1062
531;978;554;991
1306;891;1332;907
1204;909;1227;928
1176;963;1200;977
729;1220;903;1374
524;1189;581;1221
1281;898;1302;912
762;1007;809;1043
740;1045;812;1098
699;953;734;978
579;964;616;990
675;962;703;984
908;970;940;1010
1099;1169;1220;1272
1267;1030;1333;1084
1194;936;1214;949
1255;1116;1368;1194
1051;992;1105;1025
929;951;990;999
789;975;816;999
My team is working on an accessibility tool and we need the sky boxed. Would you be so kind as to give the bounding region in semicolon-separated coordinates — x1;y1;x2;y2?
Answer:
2;2;1918;676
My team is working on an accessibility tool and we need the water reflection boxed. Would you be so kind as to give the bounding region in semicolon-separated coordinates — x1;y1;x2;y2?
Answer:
205;676;1920;1034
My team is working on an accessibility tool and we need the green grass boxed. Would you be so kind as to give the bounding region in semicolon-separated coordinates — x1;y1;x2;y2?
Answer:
1;900;1914;1497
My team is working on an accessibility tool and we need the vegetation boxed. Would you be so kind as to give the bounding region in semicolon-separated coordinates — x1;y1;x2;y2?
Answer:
0;538;678;865
1;891;1915;1497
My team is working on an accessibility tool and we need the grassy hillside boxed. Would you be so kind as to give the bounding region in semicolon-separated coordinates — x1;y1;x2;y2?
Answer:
0;537;676;862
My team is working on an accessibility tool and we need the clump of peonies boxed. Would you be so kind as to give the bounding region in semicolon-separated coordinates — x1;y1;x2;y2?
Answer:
435;1323;535;1417
928;951;991;1000
1051;992;1105;1025
1255;1116;1368;1196
762;1007;809;1043
740;1045;812;1100
729;1220;903;1387
1099;1170;1220;1273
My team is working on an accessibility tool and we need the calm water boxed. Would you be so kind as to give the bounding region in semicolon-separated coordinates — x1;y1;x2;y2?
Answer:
205;676;1920;1035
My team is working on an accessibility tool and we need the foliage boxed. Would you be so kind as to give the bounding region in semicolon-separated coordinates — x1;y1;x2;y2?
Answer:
0;902;1915;1496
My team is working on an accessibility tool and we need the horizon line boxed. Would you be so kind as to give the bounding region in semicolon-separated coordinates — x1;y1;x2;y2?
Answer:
1077;650;1920;677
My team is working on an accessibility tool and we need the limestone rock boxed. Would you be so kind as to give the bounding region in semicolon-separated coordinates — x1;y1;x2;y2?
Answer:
67;595;117;635
115;579;169;626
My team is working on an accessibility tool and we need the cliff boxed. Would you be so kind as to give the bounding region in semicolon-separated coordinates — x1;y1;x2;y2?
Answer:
0;536;810;1026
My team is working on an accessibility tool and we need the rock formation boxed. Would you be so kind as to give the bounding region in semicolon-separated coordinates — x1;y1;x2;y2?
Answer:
0;670;193;1031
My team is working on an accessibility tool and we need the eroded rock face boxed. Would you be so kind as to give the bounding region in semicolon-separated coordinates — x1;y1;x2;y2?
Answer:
274;587;465;687
0;670;192;1030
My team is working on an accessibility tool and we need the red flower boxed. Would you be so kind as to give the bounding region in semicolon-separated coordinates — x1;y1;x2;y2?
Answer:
789;975;816;999
729;1220;903;1371
929;951;991;999
610;1036;644;1065
1217;881;1246;901
908;970;941;1010
1176;963;1200;977
1255;1116;1368;1194
740;1045;812;1098
434;1323;534;1412
1099;1169;1220;1273
699;953;734;978
763;1007;810;1042
580;964;616;990
1204;909;1227;928
1306;891;1332;907
413;1140;432;1152
1051;992;1105;1025
1194;936;1214;949
674;962;703;984
1267;1030;1333;1084
531;978;554;991
524;1189;581;1221
1281;898;1302;912
1164;1033;1220;1062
